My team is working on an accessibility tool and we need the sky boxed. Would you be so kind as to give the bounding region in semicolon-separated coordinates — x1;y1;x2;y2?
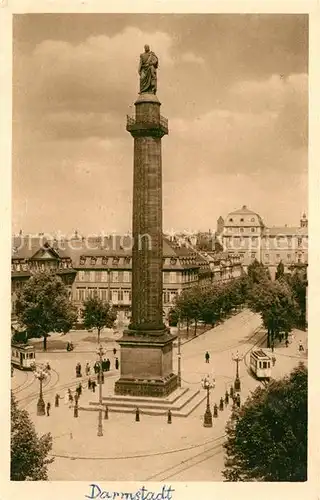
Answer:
12;14;308;236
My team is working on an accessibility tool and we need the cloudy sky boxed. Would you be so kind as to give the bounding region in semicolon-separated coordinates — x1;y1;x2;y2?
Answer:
12;14;308;236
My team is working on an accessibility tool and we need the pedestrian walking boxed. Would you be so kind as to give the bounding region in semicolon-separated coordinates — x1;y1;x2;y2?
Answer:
69;392;74;408
92;380;96;393
219;397;224;411
55;393;60;407
104;406;109;420
102;358;107;372
167;409;172;424
77;382;82;396
74;400;78;418
64;390;69;405
271;343;274;353
115;357;119;370
272;355;276;367
113;348;117;356
106;358;111;371
236;394;241;408
285;339;289;348
135;407;140;422
229;386;234;399
46;402;51;416
213;403;218;418
85;362;90;376
205;351;210;363
225;390;229;405
88;377;92;390
299;341;304;352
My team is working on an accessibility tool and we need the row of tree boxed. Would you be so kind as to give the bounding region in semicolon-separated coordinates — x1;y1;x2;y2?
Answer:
169;259;307;345
246;260;307;347
170;276;248;335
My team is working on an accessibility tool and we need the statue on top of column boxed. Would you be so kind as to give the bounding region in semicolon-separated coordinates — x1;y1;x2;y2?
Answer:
138;45;158;94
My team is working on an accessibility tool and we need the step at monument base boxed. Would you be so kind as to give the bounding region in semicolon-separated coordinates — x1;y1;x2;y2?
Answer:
79;387;207;418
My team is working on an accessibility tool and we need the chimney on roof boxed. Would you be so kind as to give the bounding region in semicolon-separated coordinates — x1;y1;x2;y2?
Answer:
300;213;308;228
242;205;247;209
19;229;23;236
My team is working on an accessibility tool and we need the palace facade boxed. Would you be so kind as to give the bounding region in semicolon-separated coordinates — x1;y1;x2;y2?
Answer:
221;206;308;278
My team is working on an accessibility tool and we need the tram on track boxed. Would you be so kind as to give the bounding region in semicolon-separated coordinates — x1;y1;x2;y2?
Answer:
250;349;271;380
11;343;36;371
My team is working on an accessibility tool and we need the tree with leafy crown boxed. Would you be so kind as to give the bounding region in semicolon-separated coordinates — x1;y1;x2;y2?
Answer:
15;271;77;351
223;363;307;482
11;393;54;480
82;294;117;343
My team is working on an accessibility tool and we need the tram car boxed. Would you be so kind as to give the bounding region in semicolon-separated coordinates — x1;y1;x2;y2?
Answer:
250;349;272;380
11;343;36;370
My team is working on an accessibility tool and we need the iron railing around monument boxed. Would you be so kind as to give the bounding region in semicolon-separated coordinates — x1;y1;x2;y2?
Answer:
126;115;168;128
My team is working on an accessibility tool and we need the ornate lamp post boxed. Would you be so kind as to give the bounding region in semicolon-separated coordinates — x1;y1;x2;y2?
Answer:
34;366;48;416
201;374;215;428
232;351;243;392
177;321;181;387
97;344;105;437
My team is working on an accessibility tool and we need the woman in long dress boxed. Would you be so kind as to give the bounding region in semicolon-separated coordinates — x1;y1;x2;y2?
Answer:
64;390;69;405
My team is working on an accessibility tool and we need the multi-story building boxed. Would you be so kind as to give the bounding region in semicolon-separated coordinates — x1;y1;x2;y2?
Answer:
11;236;77;316
11;233;243;323
222;206;308;278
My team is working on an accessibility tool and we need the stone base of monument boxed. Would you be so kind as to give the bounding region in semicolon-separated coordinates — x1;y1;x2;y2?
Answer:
114;328;178;398
80;386;207;418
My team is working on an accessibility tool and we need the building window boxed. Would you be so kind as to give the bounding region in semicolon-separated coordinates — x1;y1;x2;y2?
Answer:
80;257;86;266
95;271;102;282
169;272;176;283
287;254;292;262
112;271;119;282
84;271;90;281
251;218;255;222
88;287;96;298
163;291;170;304
118;271;124;282
287;237;292;248
100;288;107;301
277;238;281;248
76;288;86;301
112;290;118;303
251;253;256;260
251;228;255;233
229;218;233;222
89;271;95;282
163;273;169;284
102;257;108;266
123;290;131;304
276;254;280;262
240;228;244;233
252;237;258;247
298;237;302;247
297;254;302;263
118;290;123;302
90;257;96;265
123;271;130;283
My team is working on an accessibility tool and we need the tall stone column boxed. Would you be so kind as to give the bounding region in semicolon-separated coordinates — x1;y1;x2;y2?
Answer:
114;93;178;398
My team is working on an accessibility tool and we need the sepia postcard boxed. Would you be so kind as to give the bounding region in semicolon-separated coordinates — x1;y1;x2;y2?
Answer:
1;1;319;500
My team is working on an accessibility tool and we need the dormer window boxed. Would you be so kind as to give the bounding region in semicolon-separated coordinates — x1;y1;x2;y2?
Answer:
80;257;86;266
102;257;108;265
90;257;97;265
229;218;233;222
240;218;244;222
170;258;177;265
112;257;119;266
251;218;255;222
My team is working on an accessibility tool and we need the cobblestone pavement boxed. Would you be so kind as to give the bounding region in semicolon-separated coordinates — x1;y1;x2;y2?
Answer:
11;309;307;481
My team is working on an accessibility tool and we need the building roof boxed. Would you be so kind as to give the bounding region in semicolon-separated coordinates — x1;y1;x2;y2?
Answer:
225;205;265;227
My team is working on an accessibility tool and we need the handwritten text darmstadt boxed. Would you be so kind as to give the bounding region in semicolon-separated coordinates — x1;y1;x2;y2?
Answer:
85;483;175;500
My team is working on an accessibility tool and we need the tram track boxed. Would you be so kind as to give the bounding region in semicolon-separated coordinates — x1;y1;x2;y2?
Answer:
144;434;226;481
12;370;35;395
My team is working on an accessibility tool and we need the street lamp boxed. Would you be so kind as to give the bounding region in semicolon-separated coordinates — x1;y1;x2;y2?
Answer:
97;344;105;437
201;374;215;428
232;351;243;392
33;365;48;416
177;320;181;387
